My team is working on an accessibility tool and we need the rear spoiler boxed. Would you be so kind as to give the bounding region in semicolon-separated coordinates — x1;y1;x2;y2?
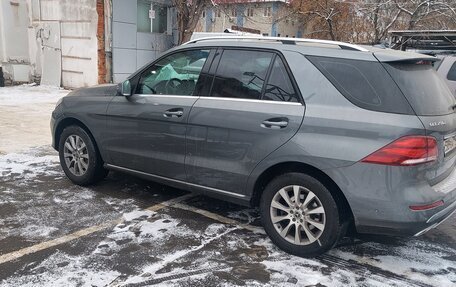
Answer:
373;49;439;63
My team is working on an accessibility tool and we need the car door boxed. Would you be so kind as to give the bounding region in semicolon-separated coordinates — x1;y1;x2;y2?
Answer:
186;49;305;196
105;49;212;181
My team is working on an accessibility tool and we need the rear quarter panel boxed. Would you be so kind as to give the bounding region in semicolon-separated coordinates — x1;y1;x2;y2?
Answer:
246;51;426;207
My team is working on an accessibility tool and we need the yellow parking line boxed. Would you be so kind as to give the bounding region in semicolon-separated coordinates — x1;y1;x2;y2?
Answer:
0;193;194;265
169;202;265;234
0;192;263;266
0;220;119;265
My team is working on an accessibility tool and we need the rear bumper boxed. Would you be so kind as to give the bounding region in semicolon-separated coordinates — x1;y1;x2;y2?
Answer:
414;200;456;236
354;196;456;237
325;162;456;237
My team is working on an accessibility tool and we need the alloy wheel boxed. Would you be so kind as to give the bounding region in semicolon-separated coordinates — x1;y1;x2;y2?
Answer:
63;135;89;176
270;185;326;245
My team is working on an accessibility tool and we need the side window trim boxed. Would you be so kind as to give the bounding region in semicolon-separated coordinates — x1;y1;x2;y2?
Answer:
208;48;224;97
447;61;456;81
261;53;277;98
193;48;217;97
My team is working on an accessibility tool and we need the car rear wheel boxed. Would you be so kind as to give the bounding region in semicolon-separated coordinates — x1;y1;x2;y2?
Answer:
260;172;343;257
59;125;107;186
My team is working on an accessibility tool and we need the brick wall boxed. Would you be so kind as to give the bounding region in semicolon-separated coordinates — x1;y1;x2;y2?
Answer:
97;0;106;84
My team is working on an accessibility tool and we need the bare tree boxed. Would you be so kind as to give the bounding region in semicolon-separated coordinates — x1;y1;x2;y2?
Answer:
292;0;353;41
290;0;456;44
173;0;212;44
357;0;402;44
395;0;456;30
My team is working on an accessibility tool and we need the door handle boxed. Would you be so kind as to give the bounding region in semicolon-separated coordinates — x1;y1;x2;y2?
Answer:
164;108;184;118
261;118;289;129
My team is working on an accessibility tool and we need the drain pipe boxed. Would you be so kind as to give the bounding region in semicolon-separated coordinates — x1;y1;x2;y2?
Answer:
0;67;4;87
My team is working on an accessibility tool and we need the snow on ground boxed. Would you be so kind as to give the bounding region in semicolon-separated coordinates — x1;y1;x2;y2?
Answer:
0;151;60;180
0;84;70;154
0;251;121;287
0;84;68;106
0;146;139;244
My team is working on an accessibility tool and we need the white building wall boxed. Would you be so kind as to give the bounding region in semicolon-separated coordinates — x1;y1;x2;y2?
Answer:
0;0;31;83
29;0;98;88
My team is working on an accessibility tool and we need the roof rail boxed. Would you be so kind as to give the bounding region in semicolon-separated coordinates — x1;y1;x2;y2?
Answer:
183;36;369;52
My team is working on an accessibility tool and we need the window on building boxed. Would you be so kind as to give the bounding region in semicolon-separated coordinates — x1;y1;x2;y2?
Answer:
231;7;236;17
247;7;254;17
202;10;206;18
263;56;299;102
264;7;271;17
137;50;210;96
211;50;274;100
137;0;168;34
217;9;221;17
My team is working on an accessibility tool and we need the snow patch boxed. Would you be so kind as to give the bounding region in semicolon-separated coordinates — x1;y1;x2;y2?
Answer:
125;224;238;285
122;209;154;222
0;251;120;287
0;152;60;180
0;84;69;106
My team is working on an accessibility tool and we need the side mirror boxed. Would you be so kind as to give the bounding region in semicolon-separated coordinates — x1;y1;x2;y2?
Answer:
120;80;132;97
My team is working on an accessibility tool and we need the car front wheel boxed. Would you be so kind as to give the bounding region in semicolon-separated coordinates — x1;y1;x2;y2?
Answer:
260;172;344;257
58;125;107;186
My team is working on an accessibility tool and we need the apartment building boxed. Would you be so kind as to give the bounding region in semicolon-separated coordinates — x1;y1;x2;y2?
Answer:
196;0;304;38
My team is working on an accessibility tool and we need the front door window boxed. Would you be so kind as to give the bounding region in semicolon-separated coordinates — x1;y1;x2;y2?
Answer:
136;50;210;96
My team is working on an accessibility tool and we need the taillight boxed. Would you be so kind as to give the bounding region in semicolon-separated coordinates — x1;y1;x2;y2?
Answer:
361;136;438;166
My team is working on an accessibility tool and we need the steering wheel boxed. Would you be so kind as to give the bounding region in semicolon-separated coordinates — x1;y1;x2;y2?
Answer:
165;78;183;94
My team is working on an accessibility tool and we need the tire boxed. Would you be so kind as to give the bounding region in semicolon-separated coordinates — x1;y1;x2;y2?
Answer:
58;125;108;186
260;172;343;257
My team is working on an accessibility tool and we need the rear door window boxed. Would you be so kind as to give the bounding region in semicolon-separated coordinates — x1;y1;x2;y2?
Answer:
211;50;273;100
385;62;456;116
307;56;414;114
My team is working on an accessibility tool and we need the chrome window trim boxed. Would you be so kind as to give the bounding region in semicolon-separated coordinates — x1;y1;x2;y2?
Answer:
132;94;198;99
198;96;303;106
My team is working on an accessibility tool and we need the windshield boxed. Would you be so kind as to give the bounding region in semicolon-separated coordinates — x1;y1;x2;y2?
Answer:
385;62;456;116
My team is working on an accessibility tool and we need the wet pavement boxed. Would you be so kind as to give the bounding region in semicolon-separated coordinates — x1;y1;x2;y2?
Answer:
0;85;455;286
0;146;455;287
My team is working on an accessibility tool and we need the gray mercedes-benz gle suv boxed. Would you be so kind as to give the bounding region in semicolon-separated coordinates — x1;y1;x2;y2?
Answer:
51;36;456;257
